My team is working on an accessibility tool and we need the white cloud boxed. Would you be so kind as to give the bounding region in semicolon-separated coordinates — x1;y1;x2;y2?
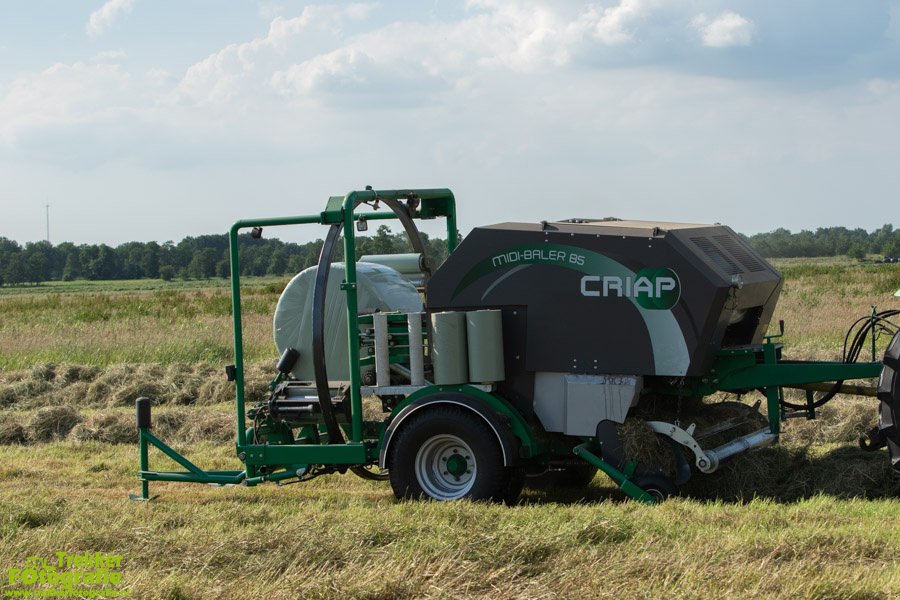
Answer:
92;49;128;63
0;61;132;145
86;0;136;39
259;3;284;20
591;0;658;45
691;11;755;48
176;3;378;104
4;1;900;245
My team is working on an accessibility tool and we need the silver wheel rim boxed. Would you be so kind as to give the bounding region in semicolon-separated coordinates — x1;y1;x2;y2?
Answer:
414;434;476;500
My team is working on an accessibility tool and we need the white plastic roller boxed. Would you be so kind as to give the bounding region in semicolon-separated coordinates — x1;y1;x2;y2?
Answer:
273;262;423;381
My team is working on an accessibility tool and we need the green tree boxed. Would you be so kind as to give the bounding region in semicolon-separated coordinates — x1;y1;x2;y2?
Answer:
848;243;866;260
25;251;48;284
188;248;217;279
3;253;24;286
159;265;175;281
267;248;289;275
141;242;160;278
62;253;81;281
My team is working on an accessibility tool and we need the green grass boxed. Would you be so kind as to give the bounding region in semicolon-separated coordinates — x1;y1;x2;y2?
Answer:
1;441;897;599
0;259;899;599
0;278;290;370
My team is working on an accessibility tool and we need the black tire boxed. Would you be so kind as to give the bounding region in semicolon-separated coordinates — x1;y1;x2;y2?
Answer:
633;473;677;502
388;406;509;502
504;468;525;505
526;464;598;489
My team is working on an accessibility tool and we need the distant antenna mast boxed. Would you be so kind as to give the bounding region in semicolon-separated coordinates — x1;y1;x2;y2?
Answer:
45;203;50;243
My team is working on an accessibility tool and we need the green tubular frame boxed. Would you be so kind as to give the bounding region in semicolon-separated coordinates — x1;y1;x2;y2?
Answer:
135;189;457;499
134;189;457;498
573;443;656;504
650;340;884;437
228;190;457;466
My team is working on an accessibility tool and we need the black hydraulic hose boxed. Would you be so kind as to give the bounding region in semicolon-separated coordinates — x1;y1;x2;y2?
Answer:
309;190;436;445
312;223;345;444
380;197;433;284
780;310;899;411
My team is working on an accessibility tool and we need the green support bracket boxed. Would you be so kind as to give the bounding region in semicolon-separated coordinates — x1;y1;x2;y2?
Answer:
133;189;463;500
804;389;816;420
238;442;370;465
132;426;247;501
763;342;781;436
320;196;345;224
573;443;656;504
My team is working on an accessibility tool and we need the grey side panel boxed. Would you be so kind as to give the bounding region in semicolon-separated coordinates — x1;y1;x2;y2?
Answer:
533;372;642;437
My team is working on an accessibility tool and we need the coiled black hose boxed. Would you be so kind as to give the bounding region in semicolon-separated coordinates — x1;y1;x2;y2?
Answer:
779;309;899;411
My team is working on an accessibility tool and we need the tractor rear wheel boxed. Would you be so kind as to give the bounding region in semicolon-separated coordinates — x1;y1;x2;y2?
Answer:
388;406;510;502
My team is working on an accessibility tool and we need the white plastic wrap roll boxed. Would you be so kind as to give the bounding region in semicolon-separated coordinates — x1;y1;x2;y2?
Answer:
407;312;425;386
273;262;423;381
466;309;505;383
431;311;469;385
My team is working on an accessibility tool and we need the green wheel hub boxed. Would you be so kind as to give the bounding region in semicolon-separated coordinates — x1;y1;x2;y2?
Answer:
445;453;469;478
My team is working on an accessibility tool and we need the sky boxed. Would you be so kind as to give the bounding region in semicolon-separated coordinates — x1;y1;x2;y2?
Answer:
1;0;899;246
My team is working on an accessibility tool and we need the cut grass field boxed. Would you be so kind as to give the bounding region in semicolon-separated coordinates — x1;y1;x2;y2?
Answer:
1;260;899;599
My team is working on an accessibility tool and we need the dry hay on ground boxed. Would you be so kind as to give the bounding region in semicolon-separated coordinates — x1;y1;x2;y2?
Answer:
0;405;232;448
0;361;249;447
616;393;899;500
0;362;271;409
27;405;82;442
781;394;878;445
70;412;137;444
684;442;900;501
0;416;27;444
0;363;896;501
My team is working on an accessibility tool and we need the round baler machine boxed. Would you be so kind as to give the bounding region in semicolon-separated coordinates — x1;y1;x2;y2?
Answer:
132;188;900;503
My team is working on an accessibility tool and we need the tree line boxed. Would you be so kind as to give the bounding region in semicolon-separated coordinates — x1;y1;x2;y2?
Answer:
1;223;897;287
743;224;900;259
0;226;451;287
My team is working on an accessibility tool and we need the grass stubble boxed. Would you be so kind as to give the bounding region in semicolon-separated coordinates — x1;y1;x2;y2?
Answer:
0;263;899;598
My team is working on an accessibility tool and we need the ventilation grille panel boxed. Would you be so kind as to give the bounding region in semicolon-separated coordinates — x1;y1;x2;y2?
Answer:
690;236;742;276
713;234;765;272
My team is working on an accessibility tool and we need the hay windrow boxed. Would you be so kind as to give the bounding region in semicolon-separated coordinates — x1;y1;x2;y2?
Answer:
0;362;260;447
614;393;898;499
0;416;27;444
27;406;82;442
0;362;272;408
70;413;137;444
0;362;896;500
781;395;879;445
0;406;232;447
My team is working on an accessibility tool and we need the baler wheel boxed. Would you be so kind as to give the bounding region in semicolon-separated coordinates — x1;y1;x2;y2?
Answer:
632;473;677;501
388;406;509;502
